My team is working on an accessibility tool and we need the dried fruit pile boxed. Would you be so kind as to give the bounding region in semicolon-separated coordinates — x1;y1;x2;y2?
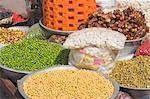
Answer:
79;7;149;40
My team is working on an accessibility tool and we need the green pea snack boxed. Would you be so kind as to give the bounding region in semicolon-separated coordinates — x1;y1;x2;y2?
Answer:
0;39;69;71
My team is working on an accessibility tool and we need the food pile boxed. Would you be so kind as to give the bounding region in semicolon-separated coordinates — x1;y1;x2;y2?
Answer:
79;7;149;40
63;27;126;72
0;27;26;44
49;35;68;45
110;56;150;88
115;0;150;27
23;69;114;99
0;39;69;71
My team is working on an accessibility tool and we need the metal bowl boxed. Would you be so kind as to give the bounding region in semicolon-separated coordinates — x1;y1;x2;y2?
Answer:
0;64;31;83
17;65;120;99
114;54;150;99
121;86;150;99
0;26;29;49
39;18;74;36
8;26;29;32
119;36;145;56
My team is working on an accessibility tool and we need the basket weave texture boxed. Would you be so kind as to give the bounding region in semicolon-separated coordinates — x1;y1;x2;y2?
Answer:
43;0;96;31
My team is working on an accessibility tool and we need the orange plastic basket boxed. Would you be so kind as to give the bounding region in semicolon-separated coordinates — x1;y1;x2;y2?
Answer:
43;0;96;31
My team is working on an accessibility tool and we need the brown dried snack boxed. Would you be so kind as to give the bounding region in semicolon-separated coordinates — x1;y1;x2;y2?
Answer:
48;35;68;45
78;7;149;40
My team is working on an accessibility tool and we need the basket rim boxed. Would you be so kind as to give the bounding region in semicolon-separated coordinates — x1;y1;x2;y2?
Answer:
39;18;74;35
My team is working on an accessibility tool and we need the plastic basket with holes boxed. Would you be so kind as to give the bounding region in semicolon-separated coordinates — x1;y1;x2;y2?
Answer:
42;0;96;33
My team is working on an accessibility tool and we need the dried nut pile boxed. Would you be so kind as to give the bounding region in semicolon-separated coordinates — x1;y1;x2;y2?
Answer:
49;35;67;45
110;56;150;88
0;27;26;44
78;7;149;40
23;70;114;99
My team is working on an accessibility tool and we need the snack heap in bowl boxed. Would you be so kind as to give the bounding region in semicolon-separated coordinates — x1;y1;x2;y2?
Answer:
110;56;150;88
23;69;115;99
79;7;149;40
0;39;69;71
0;27;26;44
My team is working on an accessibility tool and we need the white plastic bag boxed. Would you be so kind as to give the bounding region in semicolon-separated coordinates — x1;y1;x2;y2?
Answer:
63;27;126;74
69;46;119;74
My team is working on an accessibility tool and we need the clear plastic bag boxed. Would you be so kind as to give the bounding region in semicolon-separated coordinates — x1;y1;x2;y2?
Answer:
69;46;119;74
0;0;28;18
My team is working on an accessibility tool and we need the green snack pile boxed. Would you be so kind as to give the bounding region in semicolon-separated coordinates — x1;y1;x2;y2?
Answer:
0;39;69;71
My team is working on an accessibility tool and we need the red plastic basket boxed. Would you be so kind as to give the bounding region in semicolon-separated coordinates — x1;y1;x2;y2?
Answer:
43;0;96;31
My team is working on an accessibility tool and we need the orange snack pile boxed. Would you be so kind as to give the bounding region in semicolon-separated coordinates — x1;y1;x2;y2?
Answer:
43;0;96;31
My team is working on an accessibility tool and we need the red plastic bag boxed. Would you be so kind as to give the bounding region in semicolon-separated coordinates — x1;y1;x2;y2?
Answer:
12;12;25;23
135;38;150;56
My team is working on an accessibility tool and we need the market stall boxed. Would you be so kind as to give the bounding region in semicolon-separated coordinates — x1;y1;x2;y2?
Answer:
0;0;150;99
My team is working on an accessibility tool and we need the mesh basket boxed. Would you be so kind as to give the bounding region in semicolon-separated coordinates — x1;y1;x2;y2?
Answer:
43;0;96;31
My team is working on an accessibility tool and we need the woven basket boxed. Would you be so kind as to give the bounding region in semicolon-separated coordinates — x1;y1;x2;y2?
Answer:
43;0;96;31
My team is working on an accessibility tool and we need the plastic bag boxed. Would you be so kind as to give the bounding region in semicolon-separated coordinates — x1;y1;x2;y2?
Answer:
69;46;119;74
26;24;47;40
135;36;150;56
0;7;12;25
0;0;28;25
0;0;28;18
64;28;126;74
